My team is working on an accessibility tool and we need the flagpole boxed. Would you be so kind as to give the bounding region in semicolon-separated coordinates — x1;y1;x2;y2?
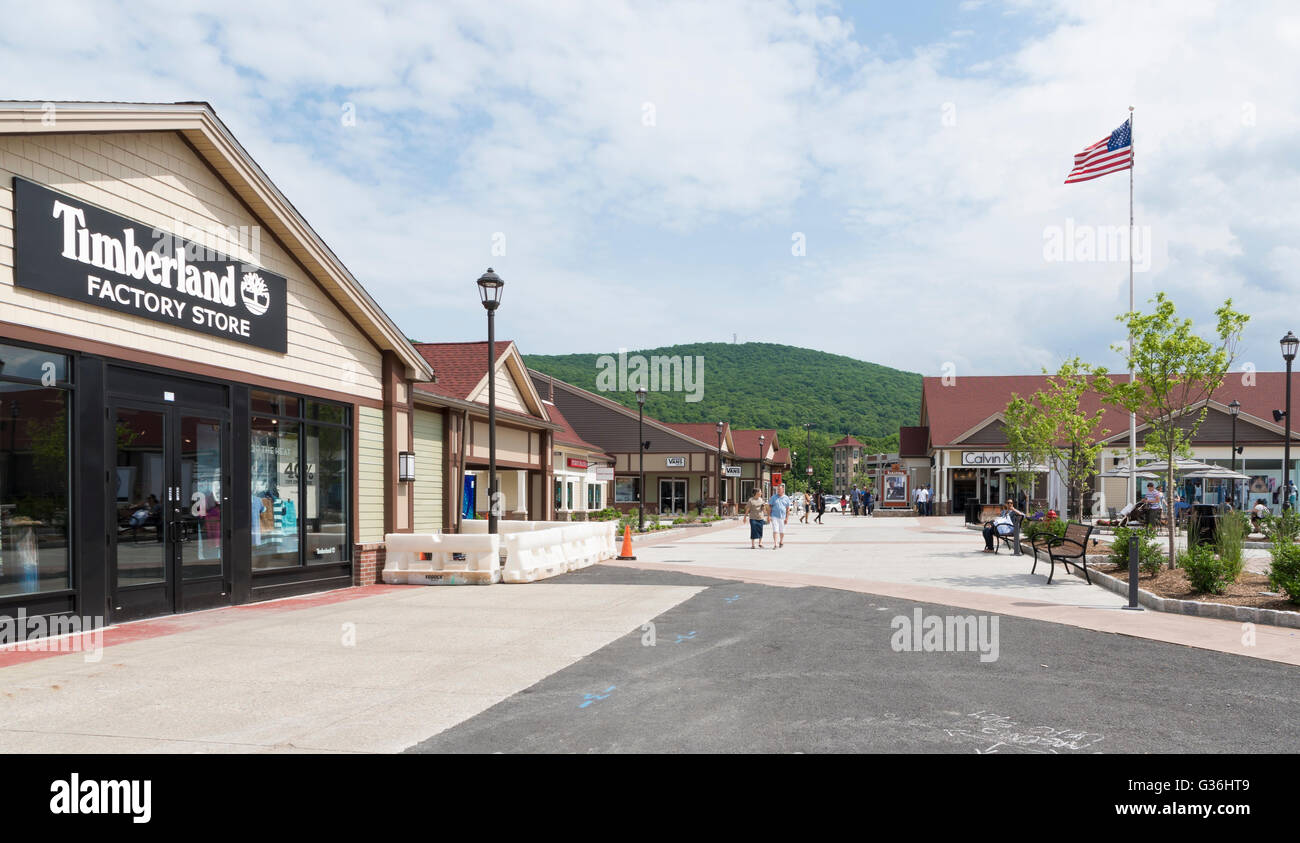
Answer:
1128;105;1136;507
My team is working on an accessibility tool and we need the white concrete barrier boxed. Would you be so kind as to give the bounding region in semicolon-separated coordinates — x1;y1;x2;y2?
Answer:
500;522;617;583
383;532;500;585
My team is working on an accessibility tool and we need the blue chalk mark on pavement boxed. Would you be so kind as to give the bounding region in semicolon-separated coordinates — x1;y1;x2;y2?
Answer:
579;685;617;708
724;595;741;603
673;631;697;644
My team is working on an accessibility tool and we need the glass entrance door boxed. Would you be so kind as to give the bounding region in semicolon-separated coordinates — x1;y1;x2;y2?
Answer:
658;478;687;515
111;403;229;621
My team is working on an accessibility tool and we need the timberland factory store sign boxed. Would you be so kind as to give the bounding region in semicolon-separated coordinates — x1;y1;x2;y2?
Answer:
13;178;288;352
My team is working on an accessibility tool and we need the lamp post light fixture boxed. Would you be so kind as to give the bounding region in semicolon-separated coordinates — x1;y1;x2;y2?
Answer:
715;421;724;515
758;434;765;498
636;387;647;531
477;268;504;535
1284;331;1299;510
398;451;416;483
1228;399;1241;510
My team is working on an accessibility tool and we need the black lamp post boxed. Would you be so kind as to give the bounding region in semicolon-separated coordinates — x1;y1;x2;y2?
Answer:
1284;332;1299;510
477;268;504;534
757;434;765;499
802;423;812;488
636;387;647;531
1229;399;1241;509
715;421;724;515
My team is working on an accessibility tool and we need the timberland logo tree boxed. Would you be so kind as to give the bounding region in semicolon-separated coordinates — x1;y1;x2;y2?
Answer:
240;272;271;316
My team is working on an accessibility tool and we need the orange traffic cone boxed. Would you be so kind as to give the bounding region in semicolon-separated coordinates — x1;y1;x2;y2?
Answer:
616;524;637;560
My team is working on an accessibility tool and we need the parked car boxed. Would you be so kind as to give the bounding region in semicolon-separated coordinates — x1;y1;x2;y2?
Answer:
822;495;842;513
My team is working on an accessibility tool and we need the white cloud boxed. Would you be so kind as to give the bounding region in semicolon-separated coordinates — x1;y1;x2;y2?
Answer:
0;0;1296;380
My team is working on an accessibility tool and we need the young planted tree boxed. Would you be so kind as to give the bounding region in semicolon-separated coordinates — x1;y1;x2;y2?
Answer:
1003;394;1049;509
1036;358;1110;520
1094;293;1249;569
1006;358;1109;520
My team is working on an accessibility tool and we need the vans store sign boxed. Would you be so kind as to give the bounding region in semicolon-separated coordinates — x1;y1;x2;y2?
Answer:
13;178;288;352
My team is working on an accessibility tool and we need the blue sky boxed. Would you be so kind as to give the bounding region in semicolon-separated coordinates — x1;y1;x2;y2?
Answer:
3;0;1298;380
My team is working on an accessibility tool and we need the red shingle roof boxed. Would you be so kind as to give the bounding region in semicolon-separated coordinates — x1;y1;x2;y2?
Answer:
832;435;864;448
732;429;777;459
412;341;513;402
664;422;728;449
922;372;1300;448
771;447;791;466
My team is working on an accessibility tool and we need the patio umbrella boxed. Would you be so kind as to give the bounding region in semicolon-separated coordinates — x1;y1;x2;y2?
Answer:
1138;457;1215;474
1098;467;1159;479
1181;466;1250;480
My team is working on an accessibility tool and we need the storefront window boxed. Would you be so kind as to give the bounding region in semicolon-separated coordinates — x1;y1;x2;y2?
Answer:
251;389;300;417
0;343;71;597
251;417;300;569
554;478;563;509
566;481;574;510
304;424;347;564
588;484;600;510
615;477;639;503
250;393;350;569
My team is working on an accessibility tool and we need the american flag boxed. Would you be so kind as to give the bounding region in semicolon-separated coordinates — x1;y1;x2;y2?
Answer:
1064;118;1132;184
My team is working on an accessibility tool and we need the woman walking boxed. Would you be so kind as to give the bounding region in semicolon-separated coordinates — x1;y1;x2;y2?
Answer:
746;487;769;549
815;490;825;524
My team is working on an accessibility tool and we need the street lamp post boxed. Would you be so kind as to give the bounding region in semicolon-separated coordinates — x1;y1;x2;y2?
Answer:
1229;399;1241;510
802;423;812;490
476;268;504;535
1283;332;1298;510
636;388;647;531
715;421;724;515
757;434;765;499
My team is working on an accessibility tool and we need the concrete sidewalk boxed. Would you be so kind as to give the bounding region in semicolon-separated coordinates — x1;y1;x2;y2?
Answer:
0;581;700;753
626;514;1300;666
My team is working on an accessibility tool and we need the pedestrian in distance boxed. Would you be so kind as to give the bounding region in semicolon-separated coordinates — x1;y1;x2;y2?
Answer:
768;483;792;549
746;487;768;549
815;490;825;524
864;488;874;516
800;490;811;524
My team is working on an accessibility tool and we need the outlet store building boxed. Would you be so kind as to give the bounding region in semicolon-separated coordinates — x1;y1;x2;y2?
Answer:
0;102;433;627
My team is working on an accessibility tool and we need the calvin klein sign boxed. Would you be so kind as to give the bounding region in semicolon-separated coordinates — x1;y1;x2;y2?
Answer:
12;177;288;352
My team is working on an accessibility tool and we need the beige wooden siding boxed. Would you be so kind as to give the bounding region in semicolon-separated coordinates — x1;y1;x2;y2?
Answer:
0;132;383;400
412;409;444;532
470;421;532;463
357;406;385;543
469;365;528;414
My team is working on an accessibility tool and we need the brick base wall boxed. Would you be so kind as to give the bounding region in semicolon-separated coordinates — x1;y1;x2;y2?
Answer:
354;543;387;586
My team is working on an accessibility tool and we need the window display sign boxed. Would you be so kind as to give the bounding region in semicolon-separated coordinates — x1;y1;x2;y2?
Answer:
12;177;288;352
883;472;909;505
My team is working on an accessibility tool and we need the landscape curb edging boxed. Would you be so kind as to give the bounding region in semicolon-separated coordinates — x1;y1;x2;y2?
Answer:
1062;558;1300;629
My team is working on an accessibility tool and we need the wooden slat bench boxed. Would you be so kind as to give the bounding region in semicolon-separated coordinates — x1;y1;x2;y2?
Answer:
1030;522;1095;585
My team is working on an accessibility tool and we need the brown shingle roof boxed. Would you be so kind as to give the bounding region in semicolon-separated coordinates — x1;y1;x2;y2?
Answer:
832;435;864;448
899;426;929;457
544;399;609;456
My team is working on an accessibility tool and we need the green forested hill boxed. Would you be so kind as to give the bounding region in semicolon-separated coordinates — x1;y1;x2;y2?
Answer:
525;342;920;441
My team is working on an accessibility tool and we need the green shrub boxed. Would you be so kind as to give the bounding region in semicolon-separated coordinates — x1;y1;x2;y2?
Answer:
1262;509;1300;544
1178;543;1231;595
1268;541;1300;605
1213;510;1249;582
1023;518;1066;544
1110;525;1163;575
589;507;620;522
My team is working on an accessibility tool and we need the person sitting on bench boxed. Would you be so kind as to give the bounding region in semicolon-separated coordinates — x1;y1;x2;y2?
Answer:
981;499;1025;553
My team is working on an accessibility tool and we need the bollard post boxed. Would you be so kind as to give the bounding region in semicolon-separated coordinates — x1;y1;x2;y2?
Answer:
1122;534;1143;611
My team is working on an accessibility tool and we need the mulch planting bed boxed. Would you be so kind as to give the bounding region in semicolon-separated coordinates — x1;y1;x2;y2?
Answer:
1099;562;1299;612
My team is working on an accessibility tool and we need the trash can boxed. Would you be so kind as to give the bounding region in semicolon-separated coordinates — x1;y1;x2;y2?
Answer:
1190;504;1218;545
965;500;981;524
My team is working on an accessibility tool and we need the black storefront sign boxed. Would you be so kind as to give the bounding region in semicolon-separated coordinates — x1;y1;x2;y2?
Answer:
12;177;288;353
